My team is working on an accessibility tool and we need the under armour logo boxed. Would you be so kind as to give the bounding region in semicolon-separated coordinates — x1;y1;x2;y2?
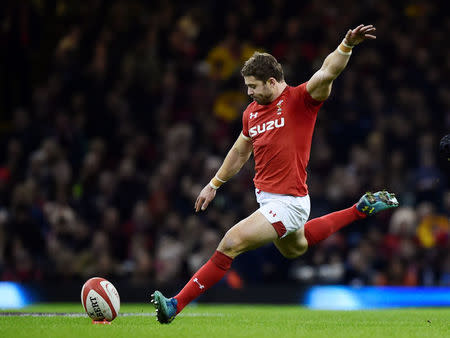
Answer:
362;206;375;214
193;278;205;289
249;112;258;119
269;210;277;217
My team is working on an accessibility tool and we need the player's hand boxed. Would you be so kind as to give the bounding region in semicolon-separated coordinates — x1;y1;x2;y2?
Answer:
194;184;217;212
344;24;376;46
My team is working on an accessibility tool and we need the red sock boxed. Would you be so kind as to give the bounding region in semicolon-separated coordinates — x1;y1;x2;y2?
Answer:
174;250;233;314
304;205;366;246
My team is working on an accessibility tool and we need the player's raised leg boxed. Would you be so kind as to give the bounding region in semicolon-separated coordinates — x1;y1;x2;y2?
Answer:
151;210;278;324
274;191;399;258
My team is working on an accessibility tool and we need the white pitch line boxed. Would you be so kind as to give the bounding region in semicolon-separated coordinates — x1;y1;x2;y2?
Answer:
0;312;225;318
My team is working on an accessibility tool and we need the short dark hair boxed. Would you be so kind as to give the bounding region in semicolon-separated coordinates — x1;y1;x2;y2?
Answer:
241;52;284;82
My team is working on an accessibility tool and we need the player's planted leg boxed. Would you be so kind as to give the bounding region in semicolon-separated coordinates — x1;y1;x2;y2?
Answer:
151;211;278;324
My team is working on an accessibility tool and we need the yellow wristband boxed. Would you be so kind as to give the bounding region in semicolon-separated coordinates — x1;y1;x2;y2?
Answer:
209;181;220;190
215;175;227;183
337;47;352;56
210;176;224;190
342;39;354;49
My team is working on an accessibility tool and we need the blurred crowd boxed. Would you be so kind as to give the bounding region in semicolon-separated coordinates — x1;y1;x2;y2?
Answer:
0;0;449;288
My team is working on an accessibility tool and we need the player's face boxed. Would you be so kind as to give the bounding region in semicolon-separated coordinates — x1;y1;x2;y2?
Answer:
244;76;275;105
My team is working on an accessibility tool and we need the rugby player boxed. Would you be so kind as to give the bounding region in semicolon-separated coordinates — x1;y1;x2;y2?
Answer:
152;24;398;323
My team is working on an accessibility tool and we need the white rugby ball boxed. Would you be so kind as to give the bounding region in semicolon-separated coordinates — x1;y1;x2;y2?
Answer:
81;277;120;321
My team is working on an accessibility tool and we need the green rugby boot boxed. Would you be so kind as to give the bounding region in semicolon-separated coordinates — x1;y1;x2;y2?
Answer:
356;191;399;216
151;291;177;324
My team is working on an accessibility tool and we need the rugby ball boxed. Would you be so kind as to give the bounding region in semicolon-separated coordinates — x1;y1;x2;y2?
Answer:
81;277;120;321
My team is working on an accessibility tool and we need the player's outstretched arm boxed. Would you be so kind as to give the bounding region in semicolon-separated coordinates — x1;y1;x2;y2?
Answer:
194;133;253;212
306;24;376;101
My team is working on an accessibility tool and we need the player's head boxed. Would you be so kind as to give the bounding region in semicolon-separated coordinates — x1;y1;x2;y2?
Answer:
241;52;284;105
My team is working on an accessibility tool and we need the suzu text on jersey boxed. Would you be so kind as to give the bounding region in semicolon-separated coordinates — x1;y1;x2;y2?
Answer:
248;118;285;137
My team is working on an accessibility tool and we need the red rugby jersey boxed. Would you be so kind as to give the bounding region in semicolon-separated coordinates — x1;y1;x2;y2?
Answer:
242;82;323;196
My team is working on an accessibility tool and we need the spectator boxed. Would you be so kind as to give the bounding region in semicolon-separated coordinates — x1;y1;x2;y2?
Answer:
0;0;448;286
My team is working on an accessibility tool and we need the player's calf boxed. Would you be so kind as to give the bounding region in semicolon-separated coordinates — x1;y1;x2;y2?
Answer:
302;191;398;248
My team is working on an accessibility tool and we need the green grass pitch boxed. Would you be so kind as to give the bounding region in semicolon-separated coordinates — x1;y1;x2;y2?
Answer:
0;303;449;337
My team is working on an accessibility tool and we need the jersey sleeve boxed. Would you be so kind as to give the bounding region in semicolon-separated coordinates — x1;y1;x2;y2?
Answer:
292;82;324;116
241;104;251;139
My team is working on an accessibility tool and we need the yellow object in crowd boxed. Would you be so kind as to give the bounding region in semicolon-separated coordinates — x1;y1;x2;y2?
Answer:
416;215;449;248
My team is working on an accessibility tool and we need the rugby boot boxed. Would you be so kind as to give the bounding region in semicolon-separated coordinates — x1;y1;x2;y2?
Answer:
356;191;399;216
151;291;178;324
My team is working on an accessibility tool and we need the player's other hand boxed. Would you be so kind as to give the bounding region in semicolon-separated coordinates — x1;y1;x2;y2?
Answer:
195;184;217;212
344;24;376;46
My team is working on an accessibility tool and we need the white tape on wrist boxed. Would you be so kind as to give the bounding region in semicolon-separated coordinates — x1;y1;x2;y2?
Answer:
337;48;352;56
209;181;220;190
342;39;354;49
215;175;227;183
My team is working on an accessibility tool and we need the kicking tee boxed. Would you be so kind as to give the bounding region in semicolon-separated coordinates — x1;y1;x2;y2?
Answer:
242;82;323;196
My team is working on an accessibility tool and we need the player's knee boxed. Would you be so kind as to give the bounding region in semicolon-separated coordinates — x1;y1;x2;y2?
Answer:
218;229;248;257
